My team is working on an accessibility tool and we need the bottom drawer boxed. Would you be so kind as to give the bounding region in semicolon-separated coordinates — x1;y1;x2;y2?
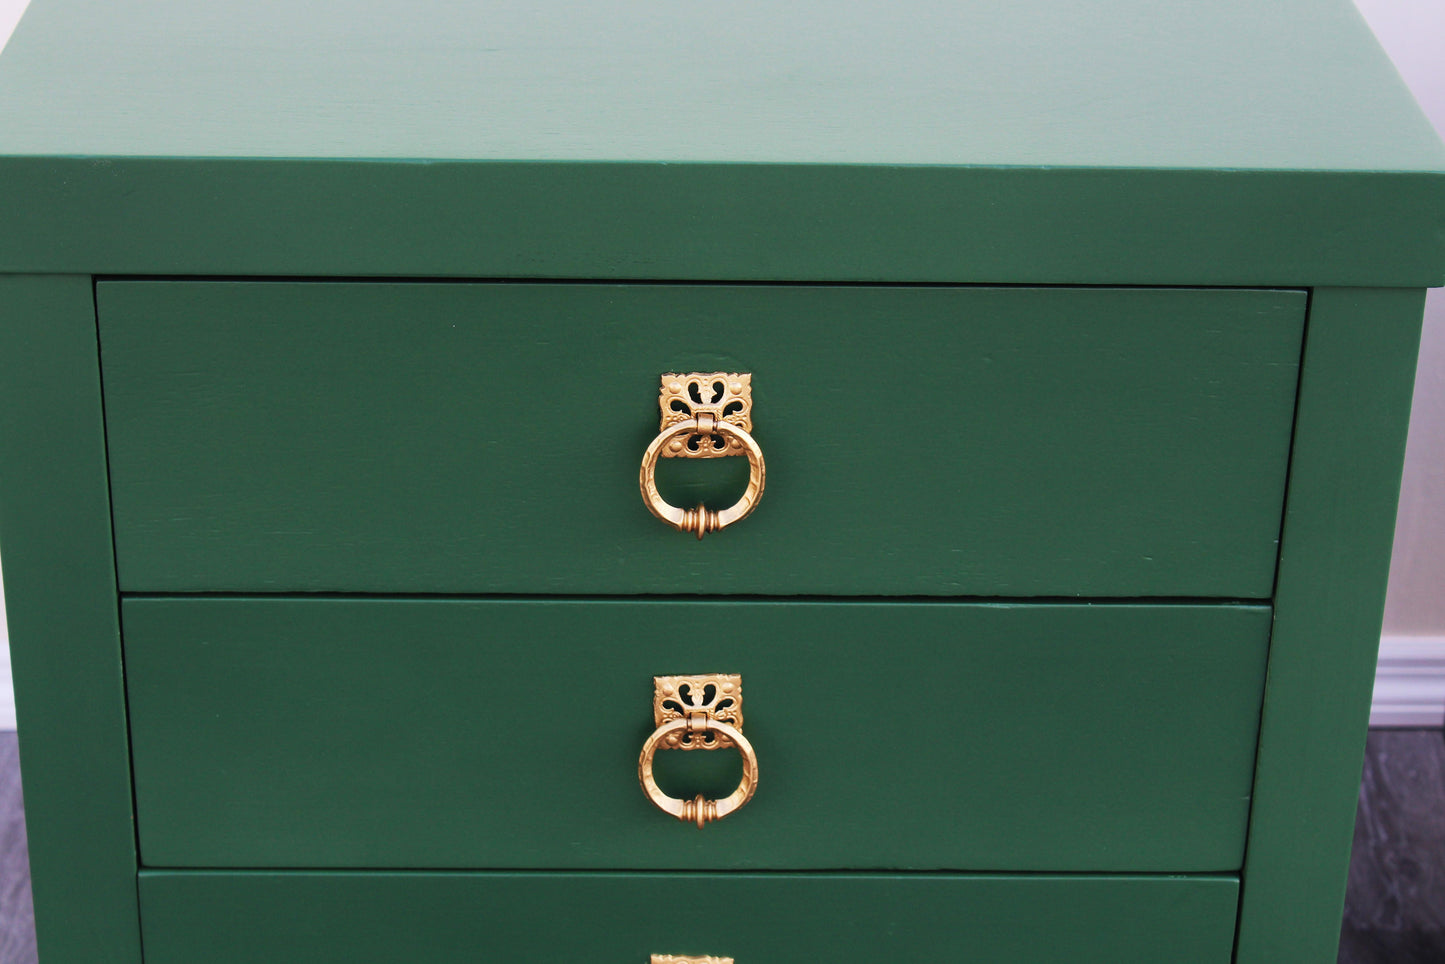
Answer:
138;871;1239;964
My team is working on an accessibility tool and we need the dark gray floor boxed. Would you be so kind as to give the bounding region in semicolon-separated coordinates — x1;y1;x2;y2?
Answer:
0;728;1441;963
0;732;36;964
1339;729;1445;963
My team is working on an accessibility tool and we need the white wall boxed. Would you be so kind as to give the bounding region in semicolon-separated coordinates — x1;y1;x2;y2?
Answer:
0;0;1441;730
0;0;23;51
1353;0;1445;725
1359;0;1445;636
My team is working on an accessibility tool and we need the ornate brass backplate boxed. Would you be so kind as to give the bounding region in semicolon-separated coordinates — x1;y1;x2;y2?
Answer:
640;372;764;538
658;372;752;458
653;674;743;749
652;956;734;964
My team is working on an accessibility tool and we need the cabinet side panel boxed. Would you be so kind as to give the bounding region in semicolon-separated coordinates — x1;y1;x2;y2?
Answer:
1235;288;1426;963
0;276;141;963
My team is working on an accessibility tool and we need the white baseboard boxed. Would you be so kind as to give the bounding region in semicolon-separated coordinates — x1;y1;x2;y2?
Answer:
0;575;11;729
1371;635;1445;728
0;636;12;731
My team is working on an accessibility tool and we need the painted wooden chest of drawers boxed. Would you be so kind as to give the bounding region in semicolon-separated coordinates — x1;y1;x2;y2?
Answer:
1;0;1443;961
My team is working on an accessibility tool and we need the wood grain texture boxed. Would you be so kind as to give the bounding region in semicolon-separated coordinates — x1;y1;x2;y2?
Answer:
1236;289;1427;964
136;870;1241;964
0;1;1440;283
123;597;1270;872
0;276;140;963
98;282;1305;597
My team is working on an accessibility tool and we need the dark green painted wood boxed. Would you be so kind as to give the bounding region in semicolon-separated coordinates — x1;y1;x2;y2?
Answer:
0;277;141;963
2;161;1443;287
1;0;1443;284
138;870;1242;964
6;0;1439;169
1235;289;1427;964
124;597;1270;872
98;282;1305;597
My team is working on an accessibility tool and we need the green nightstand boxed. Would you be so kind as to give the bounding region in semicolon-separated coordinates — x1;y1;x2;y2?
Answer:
1;0;1442;961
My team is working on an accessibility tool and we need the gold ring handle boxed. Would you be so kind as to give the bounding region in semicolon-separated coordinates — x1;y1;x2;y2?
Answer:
638;717;759;828
639;419;766;539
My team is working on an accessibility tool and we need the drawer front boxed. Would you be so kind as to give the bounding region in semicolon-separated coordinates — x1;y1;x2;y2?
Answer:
97;281;1304;596
124;598;1269;871
138;871;1239;964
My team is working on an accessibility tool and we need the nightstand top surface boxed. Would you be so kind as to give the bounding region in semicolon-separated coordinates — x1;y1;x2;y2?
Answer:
0;0;1441;284
0;0;1440;170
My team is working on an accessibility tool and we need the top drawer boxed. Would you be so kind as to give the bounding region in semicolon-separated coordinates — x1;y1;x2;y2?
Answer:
97;281;1303;596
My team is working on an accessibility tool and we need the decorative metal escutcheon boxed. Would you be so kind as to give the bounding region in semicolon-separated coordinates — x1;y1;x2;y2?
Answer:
652;956;734;964
638;674;758;828
639;373;765;539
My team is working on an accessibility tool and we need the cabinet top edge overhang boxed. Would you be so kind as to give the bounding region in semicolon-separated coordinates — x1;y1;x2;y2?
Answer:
0;0;1442;285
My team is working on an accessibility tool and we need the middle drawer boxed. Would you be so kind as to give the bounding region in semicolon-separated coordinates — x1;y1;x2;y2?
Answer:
124;597;1268;872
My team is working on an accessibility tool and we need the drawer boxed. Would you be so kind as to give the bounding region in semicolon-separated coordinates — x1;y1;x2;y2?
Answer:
124;598;1270;871
97;281;1304;597
138;870;1240;964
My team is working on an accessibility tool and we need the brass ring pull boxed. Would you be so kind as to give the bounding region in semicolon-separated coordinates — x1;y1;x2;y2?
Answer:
639;419;766;539
638;718;759;828
639;674;758;828
639;373;765;539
